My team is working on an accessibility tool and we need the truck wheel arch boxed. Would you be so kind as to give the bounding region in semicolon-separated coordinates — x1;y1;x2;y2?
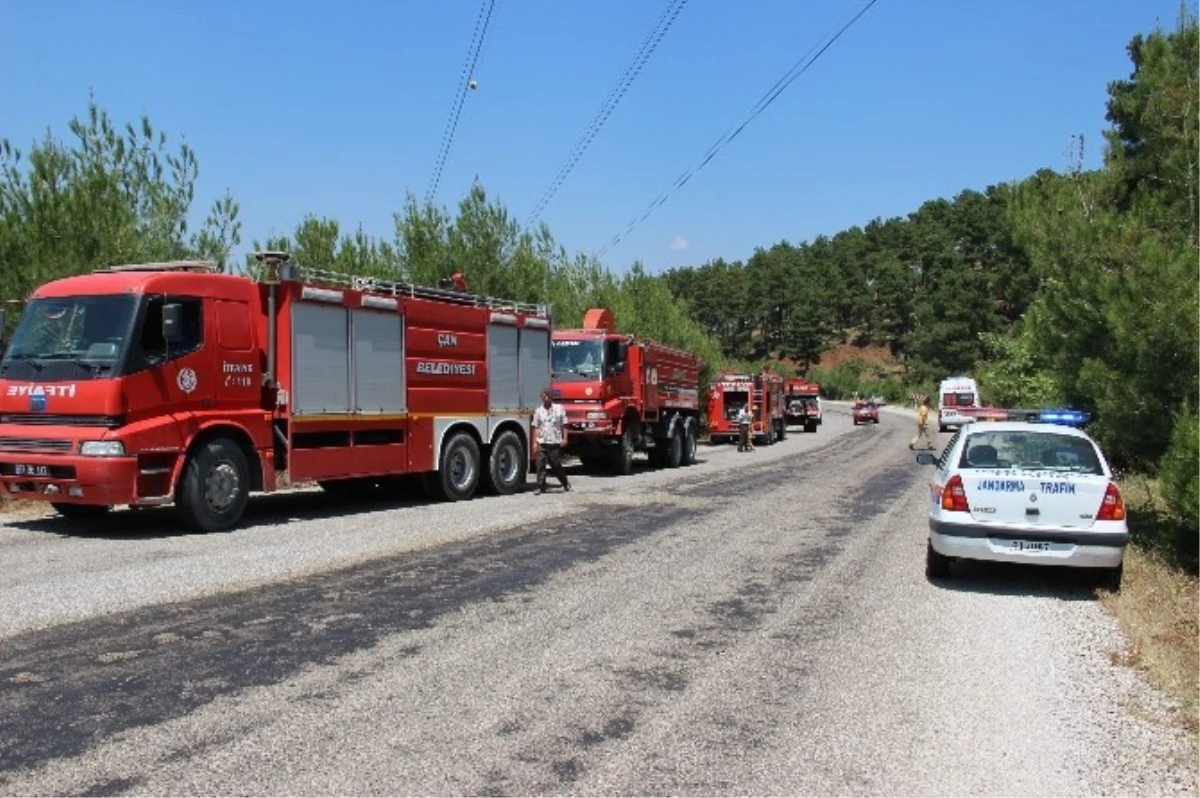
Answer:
177;423;264;494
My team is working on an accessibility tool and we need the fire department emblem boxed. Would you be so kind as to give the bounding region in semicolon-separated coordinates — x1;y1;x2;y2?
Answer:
177;368;198;394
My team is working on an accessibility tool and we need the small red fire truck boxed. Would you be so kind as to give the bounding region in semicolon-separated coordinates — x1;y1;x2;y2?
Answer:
784;378;822;433
706;370;787;447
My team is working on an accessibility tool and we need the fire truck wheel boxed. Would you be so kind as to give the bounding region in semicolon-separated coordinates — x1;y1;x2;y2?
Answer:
51;502;109;521
485;430;526;495
610;424;635;476
176;437;250;532
664;427;684;468
681;425;698;466
776;420;786;441
432;432;481;501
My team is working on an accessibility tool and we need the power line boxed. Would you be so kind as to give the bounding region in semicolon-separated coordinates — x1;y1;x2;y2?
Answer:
524;0;688;228
426;0;497;205
594;0;880;260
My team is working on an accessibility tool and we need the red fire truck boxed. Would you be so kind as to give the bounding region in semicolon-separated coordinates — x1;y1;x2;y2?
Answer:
706;370;787;447
550;308;702;475
0;252;551;531
784;378;822;433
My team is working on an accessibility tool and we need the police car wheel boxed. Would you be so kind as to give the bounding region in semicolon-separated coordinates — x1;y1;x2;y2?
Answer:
925;541;952;580
1099;562;1124;593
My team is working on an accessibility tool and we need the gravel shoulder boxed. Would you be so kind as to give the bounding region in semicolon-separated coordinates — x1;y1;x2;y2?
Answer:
0;407;1194;796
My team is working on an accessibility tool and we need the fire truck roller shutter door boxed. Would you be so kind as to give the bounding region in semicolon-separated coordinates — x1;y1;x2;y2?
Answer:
351;309;405;413
292;302;351;415
519;325;550;410
487;320;520;412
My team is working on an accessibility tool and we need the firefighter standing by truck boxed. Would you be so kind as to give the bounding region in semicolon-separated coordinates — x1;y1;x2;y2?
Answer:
736;404;755;452
532;389;572;494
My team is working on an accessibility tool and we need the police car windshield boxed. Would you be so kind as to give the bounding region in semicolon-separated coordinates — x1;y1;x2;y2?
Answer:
1;295;137;381
551;339;602;380
958;429;1103;474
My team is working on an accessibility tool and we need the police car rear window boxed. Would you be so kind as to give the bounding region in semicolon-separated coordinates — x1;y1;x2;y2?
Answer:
957;430;1103;474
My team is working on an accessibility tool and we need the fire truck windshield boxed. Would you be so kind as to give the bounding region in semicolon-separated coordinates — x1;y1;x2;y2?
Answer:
551;339;603;381
1;295;138;381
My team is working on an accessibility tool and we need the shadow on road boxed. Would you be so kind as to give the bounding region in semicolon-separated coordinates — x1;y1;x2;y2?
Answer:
6;477;465;540
555;456;710;480
929;559;1108;601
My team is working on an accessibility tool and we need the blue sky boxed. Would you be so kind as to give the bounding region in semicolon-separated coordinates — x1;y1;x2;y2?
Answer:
2;0;1193;274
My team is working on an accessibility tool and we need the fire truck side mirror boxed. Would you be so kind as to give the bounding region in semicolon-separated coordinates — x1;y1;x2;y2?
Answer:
162;303;184;344
614;342;628;372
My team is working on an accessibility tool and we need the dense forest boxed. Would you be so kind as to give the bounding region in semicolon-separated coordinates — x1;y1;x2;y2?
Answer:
663;12;1198;559
0;13;1195;558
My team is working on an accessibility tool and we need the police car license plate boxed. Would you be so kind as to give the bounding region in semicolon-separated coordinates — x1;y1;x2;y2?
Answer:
14;464;50;477
1010;540;1051;553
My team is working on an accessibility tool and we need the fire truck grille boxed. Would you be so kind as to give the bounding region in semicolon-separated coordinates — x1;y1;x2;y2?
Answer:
0;436;73;453
0;413;123;428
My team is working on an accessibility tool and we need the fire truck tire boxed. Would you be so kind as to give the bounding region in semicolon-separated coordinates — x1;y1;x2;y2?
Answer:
484;430;525;495
431;432;481;502
51;502;109;521
175;437;250;532
664;426;684;468
610;425;635;476
776;420;786;441
681;425;698;466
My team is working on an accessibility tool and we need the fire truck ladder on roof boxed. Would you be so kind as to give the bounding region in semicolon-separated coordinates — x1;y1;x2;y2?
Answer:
281;264;550;318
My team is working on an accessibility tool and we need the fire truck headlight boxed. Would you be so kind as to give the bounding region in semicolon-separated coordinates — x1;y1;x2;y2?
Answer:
80;441;126;457
586;411;607;420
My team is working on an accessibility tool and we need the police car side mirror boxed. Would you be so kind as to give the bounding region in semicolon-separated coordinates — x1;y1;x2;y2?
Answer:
915;451;937;466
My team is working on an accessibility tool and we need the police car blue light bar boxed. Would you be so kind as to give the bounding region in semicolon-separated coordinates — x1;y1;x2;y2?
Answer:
1037;408;1090;427
960;407;1090;426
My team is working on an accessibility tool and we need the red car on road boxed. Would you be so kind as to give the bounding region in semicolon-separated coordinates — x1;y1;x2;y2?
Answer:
852;400;879;425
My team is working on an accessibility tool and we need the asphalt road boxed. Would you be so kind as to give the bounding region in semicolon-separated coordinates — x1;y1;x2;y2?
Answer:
0;404;1195;796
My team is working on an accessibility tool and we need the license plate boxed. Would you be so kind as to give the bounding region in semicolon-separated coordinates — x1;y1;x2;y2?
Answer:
14;464;50;477
1010;540;1051;553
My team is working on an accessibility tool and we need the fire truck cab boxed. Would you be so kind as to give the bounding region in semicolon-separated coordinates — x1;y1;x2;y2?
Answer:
783;378;822;433
551;309;702;475
0;254;550;531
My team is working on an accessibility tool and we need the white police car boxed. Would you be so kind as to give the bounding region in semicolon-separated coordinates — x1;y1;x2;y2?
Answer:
916;418;1128;590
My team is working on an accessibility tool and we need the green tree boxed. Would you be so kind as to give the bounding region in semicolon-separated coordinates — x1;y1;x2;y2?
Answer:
0;98;241;302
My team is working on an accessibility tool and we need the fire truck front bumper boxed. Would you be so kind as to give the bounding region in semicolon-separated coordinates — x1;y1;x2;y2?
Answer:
565;406;615;433
0;452;140;506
